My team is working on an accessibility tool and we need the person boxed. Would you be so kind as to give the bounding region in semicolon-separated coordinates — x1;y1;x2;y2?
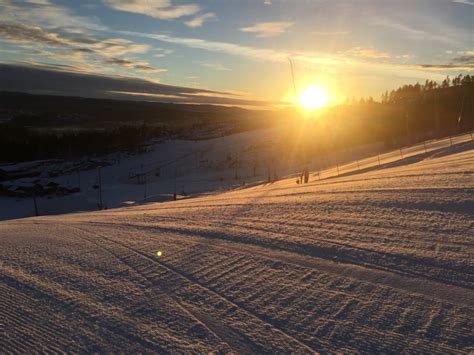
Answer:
303;166;309;183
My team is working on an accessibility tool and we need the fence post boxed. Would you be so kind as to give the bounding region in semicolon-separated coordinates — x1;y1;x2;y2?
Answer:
399;148;404;159
377;155;381;166
423;142;427;154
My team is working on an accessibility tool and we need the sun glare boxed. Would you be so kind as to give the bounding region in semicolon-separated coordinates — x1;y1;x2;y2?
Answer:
298;85;330;111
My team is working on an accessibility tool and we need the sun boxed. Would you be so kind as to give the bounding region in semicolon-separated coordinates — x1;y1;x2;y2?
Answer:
298;85;330;111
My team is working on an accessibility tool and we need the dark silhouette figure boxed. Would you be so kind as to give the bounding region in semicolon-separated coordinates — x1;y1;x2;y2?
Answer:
300;166;309;184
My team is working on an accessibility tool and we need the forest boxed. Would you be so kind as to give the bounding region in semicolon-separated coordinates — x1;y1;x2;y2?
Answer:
0;74;472;163
311;74;473;152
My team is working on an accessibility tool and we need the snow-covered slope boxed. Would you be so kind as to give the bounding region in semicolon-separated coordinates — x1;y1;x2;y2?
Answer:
0;128;285;220
1;141;473;353
4;128;470;221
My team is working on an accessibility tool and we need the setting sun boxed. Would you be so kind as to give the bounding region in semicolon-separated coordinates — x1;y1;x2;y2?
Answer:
298;85;330;111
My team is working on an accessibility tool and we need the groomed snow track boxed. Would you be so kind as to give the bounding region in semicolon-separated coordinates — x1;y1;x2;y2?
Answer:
1;141;473;353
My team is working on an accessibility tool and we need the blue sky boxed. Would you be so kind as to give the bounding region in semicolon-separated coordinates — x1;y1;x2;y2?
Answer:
0;0;472;107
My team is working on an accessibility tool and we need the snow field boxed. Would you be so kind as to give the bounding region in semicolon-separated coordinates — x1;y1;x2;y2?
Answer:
1;139;473;353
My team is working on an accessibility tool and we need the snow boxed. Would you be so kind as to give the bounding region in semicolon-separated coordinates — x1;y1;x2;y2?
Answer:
1;129;472;221
1;136;473;353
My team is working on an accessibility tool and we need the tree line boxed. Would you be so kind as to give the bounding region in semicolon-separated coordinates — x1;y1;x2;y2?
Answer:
305;73;473;157
381;74;472;104
0;123;170;162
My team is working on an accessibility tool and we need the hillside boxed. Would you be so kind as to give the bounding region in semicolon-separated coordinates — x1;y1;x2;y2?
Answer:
0;91;279;162
1;140;473;353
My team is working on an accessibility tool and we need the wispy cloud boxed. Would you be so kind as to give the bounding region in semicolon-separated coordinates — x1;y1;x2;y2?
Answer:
153;48;174;58
0;22;65;47
414;64;474;71
452;0;474;5
240;21;293;38
395;54;415;63
121;30;425;73
372;17;463;46
452;50;474;64
199;62;231;71
24;0;51;4
346;46;390;59
102;0;200;20
185;12;215;28
121;30;290;62
0;22;164;73
0;0;105;31
120;29;472;85
0;1;173;76
413;50;474;70
121;30;350;68
102;57;165;72
312;31;349;36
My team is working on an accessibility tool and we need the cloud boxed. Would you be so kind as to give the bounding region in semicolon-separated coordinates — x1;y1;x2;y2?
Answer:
103;57;165;73
102;0;200;20
452;50;474;64
372;17;465;47
0;0;106;31
24;0;51;4
346;47;391;59
121;30;291;62
121;29;471;85
240;21;293;38
103;0;215;28
0;63;276;106
452;0;474;5
185;12;215;28
396;54;414;59
199;62;231;71
414;51;474;70
312;31;349;36
0;22;66;47
414;64;474;71
153;48;174;58
122;30;343;67
120;30;412;71
0;22;165;73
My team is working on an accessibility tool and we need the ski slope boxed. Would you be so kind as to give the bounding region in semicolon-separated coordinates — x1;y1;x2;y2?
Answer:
1;129;472;222
1;141;473;353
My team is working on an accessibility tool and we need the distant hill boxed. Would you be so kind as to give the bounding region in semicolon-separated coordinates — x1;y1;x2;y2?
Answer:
0;91;264;128
0;92;280;162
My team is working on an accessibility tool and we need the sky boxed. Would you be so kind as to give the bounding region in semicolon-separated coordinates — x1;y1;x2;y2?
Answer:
0;0;473;108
